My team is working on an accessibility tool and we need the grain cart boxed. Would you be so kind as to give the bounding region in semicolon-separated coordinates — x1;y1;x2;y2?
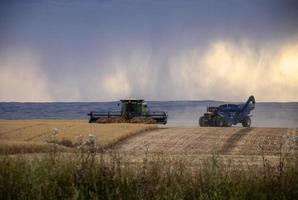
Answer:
199;96;255;127
88;99;167;124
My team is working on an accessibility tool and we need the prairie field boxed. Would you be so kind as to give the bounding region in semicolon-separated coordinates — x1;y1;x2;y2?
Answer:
0;120;298;199
1;144;298;199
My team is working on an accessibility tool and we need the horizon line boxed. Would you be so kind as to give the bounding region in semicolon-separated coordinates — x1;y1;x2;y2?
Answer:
1;100;298;104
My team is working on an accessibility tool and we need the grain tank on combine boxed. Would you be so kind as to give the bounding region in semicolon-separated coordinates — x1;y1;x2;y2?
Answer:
88;99;167;124
199;96;255;127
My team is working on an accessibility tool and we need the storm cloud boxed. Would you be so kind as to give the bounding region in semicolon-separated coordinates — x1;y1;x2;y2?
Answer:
0;0;298;102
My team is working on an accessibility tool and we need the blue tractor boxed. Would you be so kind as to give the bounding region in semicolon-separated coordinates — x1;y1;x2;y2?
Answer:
199;96;256;127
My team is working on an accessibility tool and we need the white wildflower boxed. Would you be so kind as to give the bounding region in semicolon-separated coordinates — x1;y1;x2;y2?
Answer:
52;128;59;136
87;134;96;147
81;134;96;147
282;134;288;140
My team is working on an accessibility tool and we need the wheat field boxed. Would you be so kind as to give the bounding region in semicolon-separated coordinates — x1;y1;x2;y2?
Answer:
0;120;157;154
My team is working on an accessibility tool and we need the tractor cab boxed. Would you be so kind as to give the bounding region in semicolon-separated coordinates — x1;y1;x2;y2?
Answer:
120;99;148;118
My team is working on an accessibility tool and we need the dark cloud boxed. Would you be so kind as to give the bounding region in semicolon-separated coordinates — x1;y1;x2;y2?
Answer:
0;0;297;101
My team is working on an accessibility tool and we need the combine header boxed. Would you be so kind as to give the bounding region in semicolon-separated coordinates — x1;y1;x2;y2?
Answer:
88;99;167;124
199;96;256;127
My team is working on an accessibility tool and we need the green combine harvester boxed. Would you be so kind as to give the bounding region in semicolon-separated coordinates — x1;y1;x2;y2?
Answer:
88;99;167;124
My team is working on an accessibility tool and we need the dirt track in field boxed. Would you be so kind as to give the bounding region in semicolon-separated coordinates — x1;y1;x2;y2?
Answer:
112;127;298;158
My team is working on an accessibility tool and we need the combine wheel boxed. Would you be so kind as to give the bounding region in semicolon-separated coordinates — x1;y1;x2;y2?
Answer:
199;117;207;127
215;116;225;127
242;116;251;127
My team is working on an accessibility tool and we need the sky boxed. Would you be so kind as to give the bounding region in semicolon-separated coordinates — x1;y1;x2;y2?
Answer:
0;0;298;102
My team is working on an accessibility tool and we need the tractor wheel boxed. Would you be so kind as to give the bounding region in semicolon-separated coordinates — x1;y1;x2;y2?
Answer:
242;116;251;127
211;117;217;126
216;116;224;127
224;119;232;127
199;116;207;127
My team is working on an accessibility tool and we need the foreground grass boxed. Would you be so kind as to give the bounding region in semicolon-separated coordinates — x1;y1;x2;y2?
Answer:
1;150;297;200
0;120;156;154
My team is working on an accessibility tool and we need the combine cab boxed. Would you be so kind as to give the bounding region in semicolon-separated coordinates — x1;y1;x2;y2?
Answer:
88;99;167;124
199;96;256;127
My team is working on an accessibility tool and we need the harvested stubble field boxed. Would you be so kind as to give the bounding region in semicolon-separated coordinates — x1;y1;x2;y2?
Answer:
0;120;298;165
0;120;157;154
1;120;297;163
110;127;298;166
